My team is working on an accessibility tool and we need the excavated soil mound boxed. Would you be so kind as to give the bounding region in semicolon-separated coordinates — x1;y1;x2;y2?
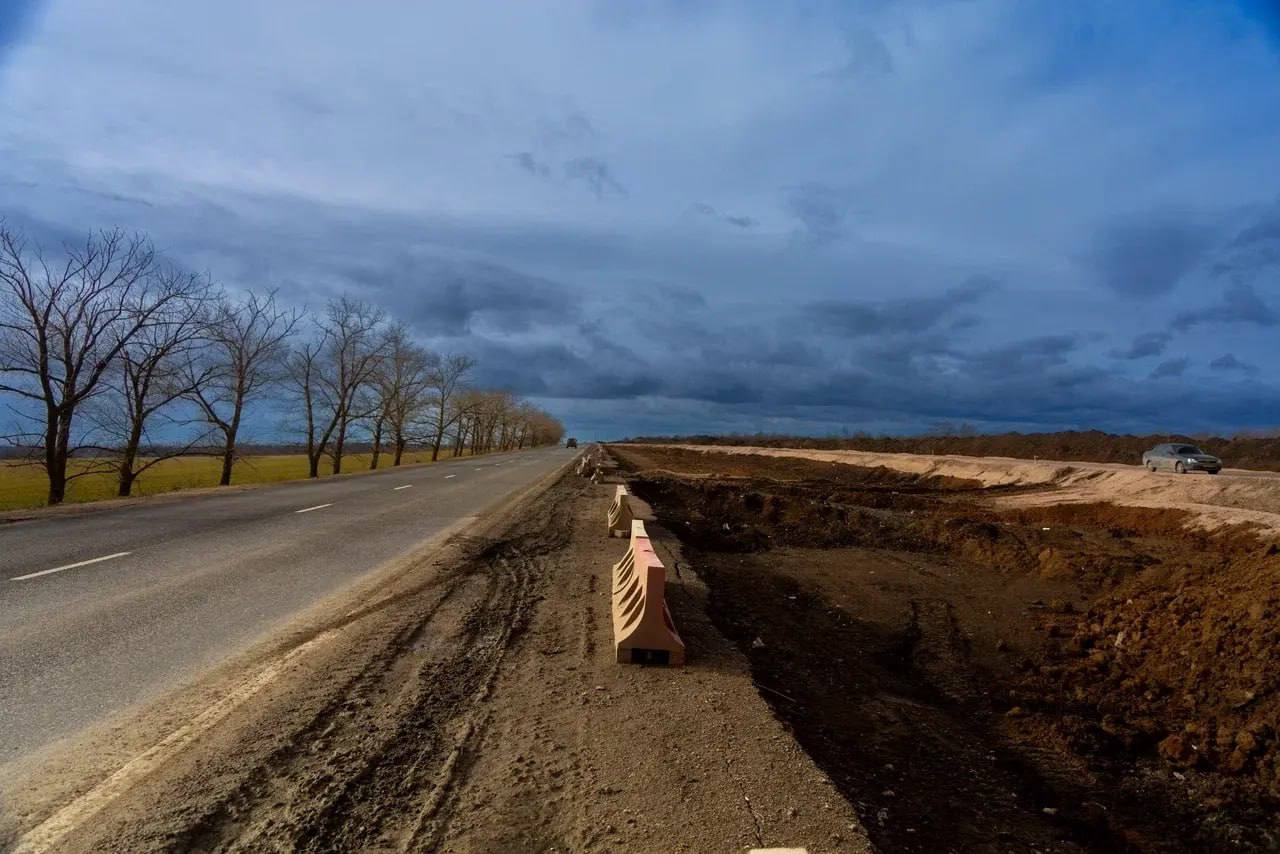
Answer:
614;444;1280;852
629;430;1280;472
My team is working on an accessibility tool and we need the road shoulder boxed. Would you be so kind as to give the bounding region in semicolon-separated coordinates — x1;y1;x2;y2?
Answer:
436;476;870;852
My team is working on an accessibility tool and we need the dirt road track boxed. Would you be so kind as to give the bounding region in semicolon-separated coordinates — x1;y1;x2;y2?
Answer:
653;443;1280;534
0;464;870;852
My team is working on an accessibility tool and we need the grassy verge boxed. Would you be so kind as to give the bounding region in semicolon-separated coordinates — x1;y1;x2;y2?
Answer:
0;450;476;512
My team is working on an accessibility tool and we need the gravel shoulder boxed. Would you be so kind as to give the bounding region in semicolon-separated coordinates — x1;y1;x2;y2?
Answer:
0;462;869;852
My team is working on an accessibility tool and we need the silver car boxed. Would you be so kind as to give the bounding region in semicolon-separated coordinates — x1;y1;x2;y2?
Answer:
1142;443;1222;474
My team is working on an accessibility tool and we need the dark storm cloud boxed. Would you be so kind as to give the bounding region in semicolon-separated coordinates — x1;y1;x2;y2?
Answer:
1228;201;1280;251
1209;353;1256;373
1090;216;1213;297
1170;283;1278;331
802;278;997;336
651;284;707;310
465;336;658;400
510;152;550;178
698;336;827;370
821;25;894;80
387;260;578;336
690;203;758;229
1109;331;1171;360
563;157;626;199
965;334;1081;377
536;109;596;147
1212;200;1280;280
785;183;854;245
1150;357;1189;379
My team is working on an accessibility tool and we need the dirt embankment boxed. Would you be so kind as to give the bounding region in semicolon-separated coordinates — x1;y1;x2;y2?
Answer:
0;464;871;853
630;430;1280;472
613;444;1280;853
645;442;1280;535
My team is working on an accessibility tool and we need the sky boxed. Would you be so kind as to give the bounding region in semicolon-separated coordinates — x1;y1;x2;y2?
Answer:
1;0;1279;441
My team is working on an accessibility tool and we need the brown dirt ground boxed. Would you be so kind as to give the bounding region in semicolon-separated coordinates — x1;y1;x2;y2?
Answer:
632;430;1280;472
648;442;1280;535
613;444;1280;853
0;460;871;853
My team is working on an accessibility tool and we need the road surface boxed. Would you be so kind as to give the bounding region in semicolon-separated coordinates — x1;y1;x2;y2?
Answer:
0;446;575;760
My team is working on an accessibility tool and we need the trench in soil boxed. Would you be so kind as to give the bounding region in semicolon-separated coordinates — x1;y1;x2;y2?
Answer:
613;445;1280;854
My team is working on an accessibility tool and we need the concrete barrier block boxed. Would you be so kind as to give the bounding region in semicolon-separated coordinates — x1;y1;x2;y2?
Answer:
606;484;633;536
611;520;685;666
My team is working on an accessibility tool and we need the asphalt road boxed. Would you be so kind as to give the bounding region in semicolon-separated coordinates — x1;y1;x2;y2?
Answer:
0;446;575;760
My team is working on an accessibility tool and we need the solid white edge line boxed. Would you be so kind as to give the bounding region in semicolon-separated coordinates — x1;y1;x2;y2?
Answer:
11;551;133;582
393;484;412;490
295;503;333;514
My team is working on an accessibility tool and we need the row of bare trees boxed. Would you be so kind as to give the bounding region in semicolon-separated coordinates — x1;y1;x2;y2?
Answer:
0;226;564;505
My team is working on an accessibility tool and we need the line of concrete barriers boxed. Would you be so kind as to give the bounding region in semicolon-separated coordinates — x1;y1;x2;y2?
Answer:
576;450;814;852
576;445;686;667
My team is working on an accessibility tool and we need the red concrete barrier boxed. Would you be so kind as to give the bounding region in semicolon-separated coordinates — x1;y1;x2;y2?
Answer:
611;520;685;666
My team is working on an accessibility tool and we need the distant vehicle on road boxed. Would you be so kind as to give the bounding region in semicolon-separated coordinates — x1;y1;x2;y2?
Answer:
1142;443;1222;474
565;437;578;448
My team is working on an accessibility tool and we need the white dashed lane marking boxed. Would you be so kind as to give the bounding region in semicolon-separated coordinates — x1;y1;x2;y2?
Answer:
11;551;133;582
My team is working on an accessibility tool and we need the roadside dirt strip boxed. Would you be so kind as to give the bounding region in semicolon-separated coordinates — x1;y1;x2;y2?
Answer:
0;460;870;852
652;443;1280;535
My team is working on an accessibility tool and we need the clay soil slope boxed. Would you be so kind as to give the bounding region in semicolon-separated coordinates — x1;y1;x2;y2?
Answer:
633;431;1280;472
650;442;1280;535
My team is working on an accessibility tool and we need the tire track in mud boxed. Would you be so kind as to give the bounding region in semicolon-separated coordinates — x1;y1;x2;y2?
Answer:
171;570;493;851
245;496;573;853
44;476;581;854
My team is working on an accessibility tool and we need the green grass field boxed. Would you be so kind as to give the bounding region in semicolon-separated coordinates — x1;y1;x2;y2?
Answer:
0;450;471;512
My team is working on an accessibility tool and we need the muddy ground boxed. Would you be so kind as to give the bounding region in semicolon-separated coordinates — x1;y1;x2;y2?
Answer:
613;444;1280;853
0;462;871;853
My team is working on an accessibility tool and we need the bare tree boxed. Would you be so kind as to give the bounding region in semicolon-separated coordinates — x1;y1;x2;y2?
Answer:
447;390;562;456
289;297;386;478
449;388;483;457
369;325;434;469
424;353;475;461
109;267;215;496
186;289;299;485
288;337;326;478
0;226;198;505
469;390;510;454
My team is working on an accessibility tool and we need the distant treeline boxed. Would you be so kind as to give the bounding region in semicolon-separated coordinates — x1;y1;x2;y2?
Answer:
624;430;1280;472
